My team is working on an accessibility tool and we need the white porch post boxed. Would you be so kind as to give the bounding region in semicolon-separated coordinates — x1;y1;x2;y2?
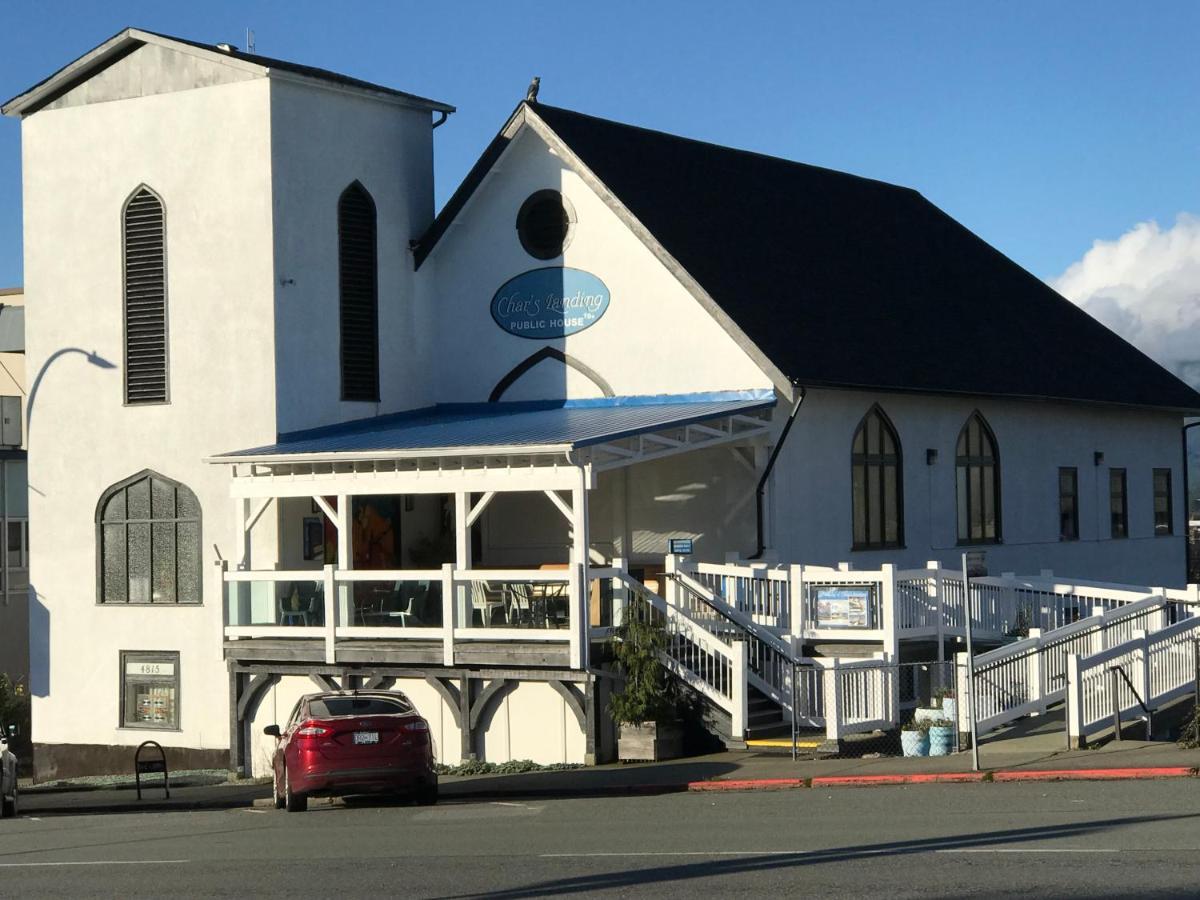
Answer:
455;492;471;627
233;498;250;570
570;466;590;670
230;499;250;626
336;494;351;628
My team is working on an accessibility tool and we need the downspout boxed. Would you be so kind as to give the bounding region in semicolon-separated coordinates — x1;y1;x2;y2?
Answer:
432;110;450;129
749;384;806;559
1183;419;1199;583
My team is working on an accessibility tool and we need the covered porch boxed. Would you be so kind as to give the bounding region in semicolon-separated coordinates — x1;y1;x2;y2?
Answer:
209;393;776;673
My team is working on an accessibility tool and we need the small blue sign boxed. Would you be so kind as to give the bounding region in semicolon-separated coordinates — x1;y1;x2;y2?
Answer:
668;538;694;555
491;267;610;339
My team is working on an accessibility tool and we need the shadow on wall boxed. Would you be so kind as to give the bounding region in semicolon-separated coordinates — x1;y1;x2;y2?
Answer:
28;583;49;698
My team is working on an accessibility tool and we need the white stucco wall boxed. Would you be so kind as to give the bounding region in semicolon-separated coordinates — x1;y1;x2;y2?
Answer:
22;76;279;751
768;388;1189;585
269;79;436;433
419;126;773;403
476;681;586;765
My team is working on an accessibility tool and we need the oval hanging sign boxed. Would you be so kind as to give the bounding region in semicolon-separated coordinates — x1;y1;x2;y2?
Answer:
491;267;610;339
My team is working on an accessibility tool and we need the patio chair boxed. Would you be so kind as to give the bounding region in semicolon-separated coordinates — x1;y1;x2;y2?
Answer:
376;583;416;626
471;580;507;626
279;584;317;626
507;582;534;626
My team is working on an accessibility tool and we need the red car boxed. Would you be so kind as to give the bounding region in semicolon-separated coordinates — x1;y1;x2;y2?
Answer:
265;690;438;812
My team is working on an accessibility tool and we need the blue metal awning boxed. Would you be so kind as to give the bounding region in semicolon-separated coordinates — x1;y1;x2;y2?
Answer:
215;390;776;462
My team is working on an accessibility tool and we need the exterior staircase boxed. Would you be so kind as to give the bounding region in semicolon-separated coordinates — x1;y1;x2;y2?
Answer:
602;557;1200;755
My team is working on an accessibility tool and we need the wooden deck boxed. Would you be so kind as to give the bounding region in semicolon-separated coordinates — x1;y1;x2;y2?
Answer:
223;637;573;668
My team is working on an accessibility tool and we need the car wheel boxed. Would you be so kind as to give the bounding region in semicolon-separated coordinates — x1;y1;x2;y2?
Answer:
414;781;438;807
273;764;286;810
284;765;307;813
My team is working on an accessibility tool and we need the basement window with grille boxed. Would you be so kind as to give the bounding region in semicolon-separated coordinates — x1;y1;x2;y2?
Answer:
338;182;380;402
123;187;168;404
516;189;575;259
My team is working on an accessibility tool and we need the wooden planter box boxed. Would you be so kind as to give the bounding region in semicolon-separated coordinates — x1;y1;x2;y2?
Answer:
617;721;683;762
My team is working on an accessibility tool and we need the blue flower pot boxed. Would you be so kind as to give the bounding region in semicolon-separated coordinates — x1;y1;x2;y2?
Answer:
901;730;929;757
928;725;955;756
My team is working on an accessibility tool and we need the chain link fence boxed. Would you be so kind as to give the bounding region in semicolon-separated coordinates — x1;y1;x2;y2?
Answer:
759;659;966;760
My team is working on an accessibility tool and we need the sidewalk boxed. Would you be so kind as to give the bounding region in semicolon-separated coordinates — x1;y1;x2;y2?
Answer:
15;740;1199;817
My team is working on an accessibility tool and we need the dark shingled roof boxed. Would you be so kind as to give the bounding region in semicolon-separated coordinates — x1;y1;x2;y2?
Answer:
423;102;1200;413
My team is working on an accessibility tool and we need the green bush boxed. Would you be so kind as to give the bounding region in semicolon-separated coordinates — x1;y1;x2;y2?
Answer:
0;673;30;740
1178;704;1200;749
608;602;677;727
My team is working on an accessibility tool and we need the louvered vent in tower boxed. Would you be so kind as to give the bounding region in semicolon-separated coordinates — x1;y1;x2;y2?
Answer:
123;188;168;404
338;182;379;402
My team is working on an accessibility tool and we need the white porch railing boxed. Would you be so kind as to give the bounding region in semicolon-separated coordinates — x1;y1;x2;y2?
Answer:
677;556;1193;645
1065;616;1200;747
223;561;584;667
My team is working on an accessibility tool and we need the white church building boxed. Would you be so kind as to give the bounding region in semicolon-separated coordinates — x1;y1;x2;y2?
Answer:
5;28;1198;779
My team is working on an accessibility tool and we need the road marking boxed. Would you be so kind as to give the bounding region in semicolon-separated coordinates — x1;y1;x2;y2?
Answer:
937;848;1115;854
0;860;190;869
491;802;541;810
542;851;808;858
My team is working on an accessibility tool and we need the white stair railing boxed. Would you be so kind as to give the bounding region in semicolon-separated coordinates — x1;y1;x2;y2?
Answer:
1066;616;1200;747
672;569;894;739
959;595;1183;736
614;572;748;740
671;568;814;726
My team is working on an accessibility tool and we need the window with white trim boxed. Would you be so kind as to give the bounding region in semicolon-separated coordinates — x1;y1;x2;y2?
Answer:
120;650;180;729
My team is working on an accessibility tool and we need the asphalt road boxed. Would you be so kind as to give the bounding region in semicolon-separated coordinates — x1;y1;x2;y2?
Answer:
1;781;1199;897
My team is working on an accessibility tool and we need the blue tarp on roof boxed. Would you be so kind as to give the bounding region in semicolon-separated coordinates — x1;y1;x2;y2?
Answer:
218;391;775;459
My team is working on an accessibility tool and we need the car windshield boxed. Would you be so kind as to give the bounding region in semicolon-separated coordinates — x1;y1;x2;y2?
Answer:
308;696;412;718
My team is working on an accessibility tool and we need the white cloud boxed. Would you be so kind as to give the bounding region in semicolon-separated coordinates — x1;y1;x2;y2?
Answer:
1052;213;1200;389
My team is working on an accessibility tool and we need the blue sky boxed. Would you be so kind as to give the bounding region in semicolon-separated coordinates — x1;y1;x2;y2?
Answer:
0;1;1197;291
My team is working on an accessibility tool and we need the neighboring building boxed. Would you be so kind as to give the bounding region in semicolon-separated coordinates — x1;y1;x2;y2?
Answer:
0;287;27;688
4;29;1198;779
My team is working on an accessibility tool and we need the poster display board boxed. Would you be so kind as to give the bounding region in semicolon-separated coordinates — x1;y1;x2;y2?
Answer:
815;587;873;628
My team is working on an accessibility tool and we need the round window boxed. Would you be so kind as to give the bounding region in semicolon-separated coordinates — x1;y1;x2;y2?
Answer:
516;189;574;259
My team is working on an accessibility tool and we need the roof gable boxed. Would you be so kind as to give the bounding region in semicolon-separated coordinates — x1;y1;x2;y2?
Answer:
39;40;257;112
2;28;453;117
420;102;1200;414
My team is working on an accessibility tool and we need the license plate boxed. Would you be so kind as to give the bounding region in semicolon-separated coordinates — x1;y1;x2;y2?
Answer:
353;731;379;745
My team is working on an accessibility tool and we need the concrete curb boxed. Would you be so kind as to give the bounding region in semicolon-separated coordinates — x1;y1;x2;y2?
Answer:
685;766;1199;792
688;778;805;792
990;767;1197;783
808;773;986;788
